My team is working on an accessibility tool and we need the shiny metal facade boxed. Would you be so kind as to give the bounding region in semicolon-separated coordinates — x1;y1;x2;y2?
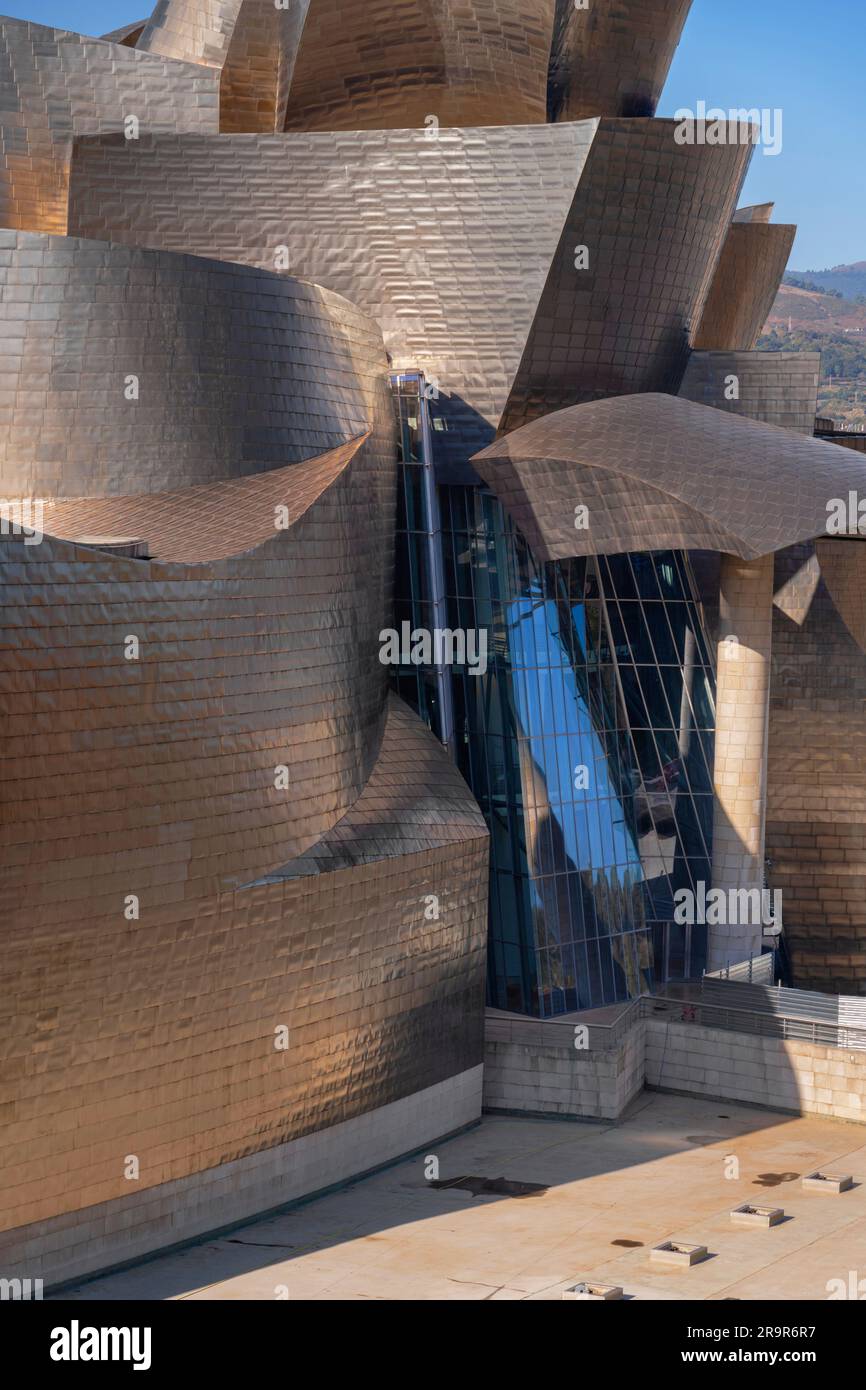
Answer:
692;221;796;352
7;0;855;1283
768;542;866;993
137;0;246;65
472;393;866;563
67;118;750;463
0;286;490;1275
282;0;555;130
0;230;394;498
67;121;596;464
0;1;493;1277
1;441;395;903
679;350;821;433
134;0;311;130
499;119;751;432
0;654;488;1262
548;0;693;121
220;0;311;131
0;17;219;233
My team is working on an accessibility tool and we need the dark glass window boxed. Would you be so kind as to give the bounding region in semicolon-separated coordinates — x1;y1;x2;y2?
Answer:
412;464;718;1015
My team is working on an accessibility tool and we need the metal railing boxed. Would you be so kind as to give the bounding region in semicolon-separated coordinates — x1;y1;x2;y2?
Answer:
704;952;775;985
646;995;866;1049
486;992;866;1054
485;996;643;1054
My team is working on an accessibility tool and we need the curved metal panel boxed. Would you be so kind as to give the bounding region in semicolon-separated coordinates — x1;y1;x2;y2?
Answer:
137;0;246;65
67;123;596;465
0;17;219;233
282;0;555;130
0;441;392;905
768;541;866;993
472;393;866;562
499;118;752;432
220;0;311;131
28;442;361;562
692;221;796;351
548;0;693;121
0;688;488;1249
0;230;394;500
67;119;750;462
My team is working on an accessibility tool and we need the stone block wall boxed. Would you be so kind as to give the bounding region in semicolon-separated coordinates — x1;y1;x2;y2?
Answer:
483;1021;646;1121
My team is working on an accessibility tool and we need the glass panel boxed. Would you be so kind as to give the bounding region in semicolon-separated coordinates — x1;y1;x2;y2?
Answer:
431;475;718;1015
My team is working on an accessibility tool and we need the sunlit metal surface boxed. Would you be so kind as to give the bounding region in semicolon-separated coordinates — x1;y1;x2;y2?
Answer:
282;0;555;130
0;17;219;233
680;350;821;434
0;230;394;499
68;119;749;465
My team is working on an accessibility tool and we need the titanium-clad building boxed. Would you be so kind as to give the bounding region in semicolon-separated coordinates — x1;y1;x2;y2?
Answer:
1;0;864;1287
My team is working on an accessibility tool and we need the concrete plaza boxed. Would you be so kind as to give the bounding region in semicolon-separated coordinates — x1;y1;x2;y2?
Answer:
55;1092;866;1301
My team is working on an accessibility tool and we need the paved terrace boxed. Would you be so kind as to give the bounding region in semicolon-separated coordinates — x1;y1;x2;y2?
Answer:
55;1093;866;1301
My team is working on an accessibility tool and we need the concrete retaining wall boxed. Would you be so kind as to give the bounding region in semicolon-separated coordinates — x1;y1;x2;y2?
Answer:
484;1010;866;1126
646;1019;866;1122
484;1021;646;1121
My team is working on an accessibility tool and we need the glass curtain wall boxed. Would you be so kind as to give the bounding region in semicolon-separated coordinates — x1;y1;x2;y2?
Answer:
390;371;449;742
442;487;717;1017
390;375;718;1017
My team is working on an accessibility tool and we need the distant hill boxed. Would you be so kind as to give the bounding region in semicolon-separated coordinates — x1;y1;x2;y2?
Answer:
784;262;866;300
760;280;866;429
767;282;866;334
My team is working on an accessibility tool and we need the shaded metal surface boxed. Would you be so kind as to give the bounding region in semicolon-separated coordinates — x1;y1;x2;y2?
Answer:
498;118;751;433
0;17;219;233
13;437;366;562
0;230;394;499
768;540;866;993
99;21;148;45
692;221;796;351
283;0;554;130
472;393;866;563
680;350;820;434
548;0;693;121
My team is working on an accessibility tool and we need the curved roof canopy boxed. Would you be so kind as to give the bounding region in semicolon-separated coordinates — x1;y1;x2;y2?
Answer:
471;394;866;562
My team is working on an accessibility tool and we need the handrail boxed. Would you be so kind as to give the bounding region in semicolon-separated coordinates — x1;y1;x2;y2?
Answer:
485;993;866;1053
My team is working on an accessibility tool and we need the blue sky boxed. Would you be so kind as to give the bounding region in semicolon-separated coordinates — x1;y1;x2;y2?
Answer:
6;0;864;268
660;0;865;269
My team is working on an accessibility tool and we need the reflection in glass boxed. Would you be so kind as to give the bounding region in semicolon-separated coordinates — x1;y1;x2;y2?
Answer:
444;487;717;1017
